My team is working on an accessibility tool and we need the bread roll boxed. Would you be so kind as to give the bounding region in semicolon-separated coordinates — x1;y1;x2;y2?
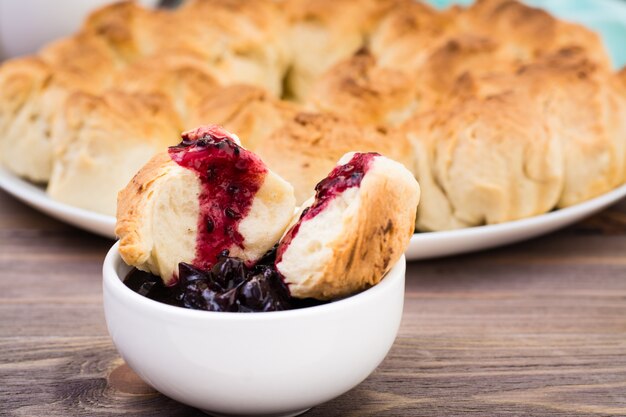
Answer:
414;34;521;109
403;92;564;231
0;58;59;182
48;91;181;216
307;50;418;127
189;84;299;151
369;0;460;73
276;152;419;300
283;0;385;101
455;48;626;207
461;0;612;67
175;0;290;96
116;125;296;284
80;1;157;63
116;52;221;127
256;112;416;204
84;0;290;95
0;56;105;182
527;50;626;206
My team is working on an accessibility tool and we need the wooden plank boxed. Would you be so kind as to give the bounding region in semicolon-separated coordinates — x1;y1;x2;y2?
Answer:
1;189;625;416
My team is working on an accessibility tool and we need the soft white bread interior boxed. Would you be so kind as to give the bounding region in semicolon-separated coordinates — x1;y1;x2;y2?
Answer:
116;153;200;284
116;140;296;284
276;153;420;300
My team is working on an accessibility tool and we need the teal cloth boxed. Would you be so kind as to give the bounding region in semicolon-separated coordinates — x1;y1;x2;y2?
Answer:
426;0;626;68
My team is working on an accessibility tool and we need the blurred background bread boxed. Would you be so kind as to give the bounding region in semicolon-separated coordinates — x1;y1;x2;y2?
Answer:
0;0;624;233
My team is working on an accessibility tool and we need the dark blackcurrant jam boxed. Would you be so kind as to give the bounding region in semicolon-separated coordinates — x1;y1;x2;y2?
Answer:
168;125;267;271
124;248;326;312
276;152;378;264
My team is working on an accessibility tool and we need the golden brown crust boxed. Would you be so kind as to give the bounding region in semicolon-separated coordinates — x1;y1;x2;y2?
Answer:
116;152;174;267
369;0;460;72
190;84;299;151
256;112;416;204
462;0;610;66
80;1;159;63
116;52;221;127
312;165;417;300
308;51;418;127
416;34;520;108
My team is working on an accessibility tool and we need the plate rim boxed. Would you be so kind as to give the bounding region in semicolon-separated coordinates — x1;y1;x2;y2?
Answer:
411;182;626;243
1;165;625;257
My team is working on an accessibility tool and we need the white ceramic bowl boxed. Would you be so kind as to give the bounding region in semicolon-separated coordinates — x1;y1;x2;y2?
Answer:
103;242;405;416
0;0;158;59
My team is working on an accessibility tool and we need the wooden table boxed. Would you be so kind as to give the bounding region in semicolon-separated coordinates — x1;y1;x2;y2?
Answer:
1;188;625;416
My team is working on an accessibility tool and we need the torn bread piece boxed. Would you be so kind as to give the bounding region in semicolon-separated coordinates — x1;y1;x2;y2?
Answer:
276;152;419;300
116;125;296;285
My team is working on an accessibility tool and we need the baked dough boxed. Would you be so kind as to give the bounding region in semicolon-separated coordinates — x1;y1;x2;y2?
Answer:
0;35;114;182
116;127;296;284
48;91;181;216
403;92;563;231
461;0;611;68
256;112;416;204
283;0;386;101
276;152;419;300
175;0;290;96
307;50;418;127
189;84;299;151
115;52;221;128
451;48;626;208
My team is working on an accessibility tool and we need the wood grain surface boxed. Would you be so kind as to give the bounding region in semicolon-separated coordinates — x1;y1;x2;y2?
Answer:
0;189;625;416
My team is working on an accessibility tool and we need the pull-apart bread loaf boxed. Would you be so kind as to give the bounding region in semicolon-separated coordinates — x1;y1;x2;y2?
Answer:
276;152;420;300
256;112;416;204
0;0;624;233
116;125;296;285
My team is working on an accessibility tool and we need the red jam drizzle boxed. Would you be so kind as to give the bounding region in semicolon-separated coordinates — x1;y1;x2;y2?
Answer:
168;125;267;272
275;152;379;265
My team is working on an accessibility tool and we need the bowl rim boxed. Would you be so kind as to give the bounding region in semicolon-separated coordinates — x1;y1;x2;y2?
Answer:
103;241;406;322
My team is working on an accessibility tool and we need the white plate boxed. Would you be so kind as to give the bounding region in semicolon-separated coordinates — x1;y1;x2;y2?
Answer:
407;184;626;260
0;166;114;238
1;165;625;259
